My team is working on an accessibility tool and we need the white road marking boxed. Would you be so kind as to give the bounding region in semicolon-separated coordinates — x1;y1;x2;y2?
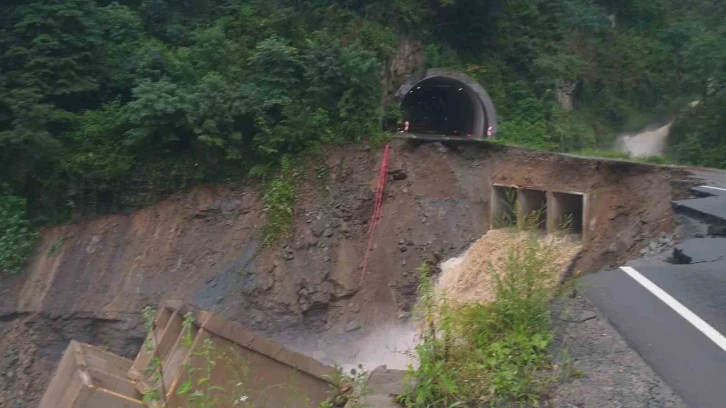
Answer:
700;185;726;192
620;266;726;353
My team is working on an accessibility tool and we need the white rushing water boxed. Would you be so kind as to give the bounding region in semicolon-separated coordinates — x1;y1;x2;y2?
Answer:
615;122;672;157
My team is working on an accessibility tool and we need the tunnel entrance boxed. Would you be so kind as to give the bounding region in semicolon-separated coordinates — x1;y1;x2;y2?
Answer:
395;69;498;140
401;77;475;137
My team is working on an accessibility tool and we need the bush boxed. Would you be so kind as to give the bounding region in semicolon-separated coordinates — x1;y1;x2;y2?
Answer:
0;187;38;274
400;231;561;406
261;157;299;246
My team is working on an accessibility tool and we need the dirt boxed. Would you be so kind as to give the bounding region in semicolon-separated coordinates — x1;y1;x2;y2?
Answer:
438;230;581;304
0;140;697;406
550;294;686;408
0;312;143;407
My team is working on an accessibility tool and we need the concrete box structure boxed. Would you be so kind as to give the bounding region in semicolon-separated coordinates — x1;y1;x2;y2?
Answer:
38;341;144;408
490;184;589;240
548;191;586;236
129;302;336;408
40;303;337;408
518;188;547;231
491;184;518;229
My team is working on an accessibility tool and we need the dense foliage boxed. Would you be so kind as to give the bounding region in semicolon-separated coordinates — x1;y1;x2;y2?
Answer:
0;186;38;274
0;0;724;269
0;0;390;224
666;1;726;168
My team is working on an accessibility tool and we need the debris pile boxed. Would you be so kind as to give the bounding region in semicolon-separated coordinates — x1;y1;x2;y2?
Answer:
438;229;581;304
639;232;676;258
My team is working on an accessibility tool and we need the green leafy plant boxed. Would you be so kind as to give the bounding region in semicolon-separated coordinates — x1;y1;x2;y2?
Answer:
400;230;561;406
494;187;519;229
47;236;64;255
0;187;38;274
319;363;370;408
141;306;166;406
1;0;725;230
368;132;393;151
140;309;318;408
262;157;299;246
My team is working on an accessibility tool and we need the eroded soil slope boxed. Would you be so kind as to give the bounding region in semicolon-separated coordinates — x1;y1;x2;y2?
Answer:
0;141;693;406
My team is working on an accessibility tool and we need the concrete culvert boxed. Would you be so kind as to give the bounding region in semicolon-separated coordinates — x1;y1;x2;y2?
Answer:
396;69;497;139
518;188;547;231
491;185;518;229
550;192;585;236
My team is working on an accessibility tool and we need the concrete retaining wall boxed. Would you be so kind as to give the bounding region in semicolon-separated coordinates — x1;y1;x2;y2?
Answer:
38;341;143;408
40;303;336;408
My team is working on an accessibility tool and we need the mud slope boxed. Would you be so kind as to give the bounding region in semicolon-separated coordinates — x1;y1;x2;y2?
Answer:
0;141;692;405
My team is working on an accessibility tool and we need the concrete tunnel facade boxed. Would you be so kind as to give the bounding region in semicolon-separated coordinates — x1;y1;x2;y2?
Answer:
395;69;498;140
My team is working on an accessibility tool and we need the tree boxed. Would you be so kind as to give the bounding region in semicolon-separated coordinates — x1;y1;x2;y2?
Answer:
2;0;102;103
97;3;146;96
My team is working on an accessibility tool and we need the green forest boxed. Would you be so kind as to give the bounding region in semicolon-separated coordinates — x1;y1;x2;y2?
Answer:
0;0;725;272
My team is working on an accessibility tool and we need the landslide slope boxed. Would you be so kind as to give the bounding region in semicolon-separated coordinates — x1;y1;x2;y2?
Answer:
0;141;690;406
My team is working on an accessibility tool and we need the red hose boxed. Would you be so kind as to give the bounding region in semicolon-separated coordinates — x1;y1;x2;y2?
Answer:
360;143;391;284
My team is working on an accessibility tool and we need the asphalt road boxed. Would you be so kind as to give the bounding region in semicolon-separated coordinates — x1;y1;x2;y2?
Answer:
581;183;726;408
582;262;726;408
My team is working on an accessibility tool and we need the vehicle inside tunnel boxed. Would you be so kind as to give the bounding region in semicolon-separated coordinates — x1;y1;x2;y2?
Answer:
401;77;478;137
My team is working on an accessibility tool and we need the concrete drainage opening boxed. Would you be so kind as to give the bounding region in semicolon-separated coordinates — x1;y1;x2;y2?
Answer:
518;188;547;231
491;185;518;228
550;192;585;236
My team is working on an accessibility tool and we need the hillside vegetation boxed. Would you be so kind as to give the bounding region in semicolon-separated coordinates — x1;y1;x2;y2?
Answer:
0;0;724;271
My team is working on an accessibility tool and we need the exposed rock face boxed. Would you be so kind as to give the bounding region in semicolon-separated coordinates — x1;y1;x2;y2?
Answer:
380;35;426;116
0;141;692;406
555;80;578;111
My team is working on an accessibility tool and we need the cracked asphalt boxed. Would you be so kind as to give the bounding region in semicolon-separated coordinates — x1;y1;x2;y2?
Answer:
579;180;726;408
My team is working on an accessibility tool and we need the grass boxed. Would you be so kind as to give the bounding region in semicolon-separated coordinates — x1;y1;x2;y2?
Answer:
261;157;299;247
399;229;563;407
570;148;668;164
47;236;64;255
488;138;670;166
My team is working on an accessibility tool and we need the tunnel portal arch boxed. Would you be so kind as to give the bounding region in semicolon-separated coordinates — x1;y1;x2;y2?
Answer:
395;69;498;139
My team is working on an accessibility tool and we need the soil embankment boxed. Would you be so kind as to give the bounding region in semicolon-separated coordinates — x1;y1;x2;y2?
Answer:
0;140;692;405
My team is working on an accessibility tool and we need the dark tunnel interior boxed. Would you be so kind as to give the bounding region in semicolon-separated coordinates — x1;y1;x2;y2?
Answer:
401;77;475;136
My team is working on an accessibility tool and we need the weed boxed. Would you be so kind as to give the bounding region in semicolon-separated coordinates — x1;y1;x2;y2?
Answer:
47;236;64;255
572;148;632;160
176;337;254;408
520;207;547;231
550;349;587;385
400;230;560;406
141;308;318;408
503;187;518;227
141;306;166;406
494;187;519;228
369;132;392;151
570;369;586;379
315;163;330;182
0;187;38;274
571;149;671;166
319;363;370;408
643;155;667;164
262;157;299;247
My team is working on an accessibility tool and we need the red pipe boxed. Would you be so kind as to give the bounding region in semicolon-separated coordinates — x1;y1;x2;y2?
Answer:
360;143;391;284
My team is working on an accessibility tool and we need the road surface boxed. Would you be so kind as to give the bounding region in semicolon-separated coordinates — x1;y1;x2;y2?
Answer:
581;181;726;408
